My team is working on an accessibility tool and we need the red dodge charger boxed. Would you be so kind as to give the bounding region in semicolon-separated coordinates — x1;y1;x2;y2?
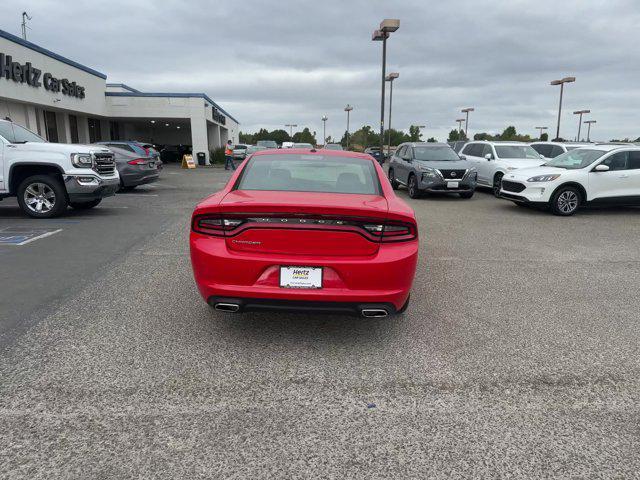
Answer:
189;148;418;317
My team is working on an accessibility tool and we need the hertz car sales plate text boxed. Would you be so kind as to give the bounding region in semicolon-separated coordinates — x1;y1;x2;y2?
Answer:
280;266;322;289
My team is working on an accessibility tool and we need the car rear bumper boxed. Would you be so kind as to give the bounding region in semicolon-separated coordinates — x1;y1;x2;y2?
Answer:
190;233;418;311
207;297;399;316
121;171;160;187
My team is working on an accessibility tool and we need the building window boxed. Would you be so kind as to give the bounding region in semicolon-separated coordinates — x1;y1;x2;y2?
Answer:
110;121;120;141
88;118;101;143
44;111;59;143
69;115;79;143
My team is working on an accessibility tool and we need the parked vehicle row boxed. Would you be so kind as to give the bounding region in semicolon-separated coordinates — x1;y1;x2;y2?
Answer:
0;118;162;218
386;137;640;217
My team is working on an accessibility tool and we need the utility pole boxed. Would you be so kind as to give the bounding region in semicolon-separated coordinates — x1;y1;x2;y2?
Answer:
21;12;32;40
461;107;474;138
285;124;297;138
344;105;353;149
321;115;328;146
372;19;400;160
535;126;548;139
550;76;576;140
573;109;590;141
385;72;399;157
584;120;596;142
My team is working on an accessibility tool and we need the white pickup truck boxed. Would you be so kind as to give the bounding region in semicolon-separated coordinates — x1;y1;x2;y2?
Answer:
0;118;120;218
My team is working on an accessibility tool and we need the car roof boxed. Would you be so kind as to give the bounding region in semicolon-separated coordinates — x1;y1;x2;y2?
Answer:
530;141;591;146
402;142;452;148
470;140;528;145
251;148;373;160
586;143;640;152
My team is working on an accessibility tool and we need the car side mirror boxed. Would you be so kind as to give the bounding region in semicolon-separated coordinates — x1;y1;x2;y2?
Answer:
459;155;466;160
484;153;493;161
594;164;610;172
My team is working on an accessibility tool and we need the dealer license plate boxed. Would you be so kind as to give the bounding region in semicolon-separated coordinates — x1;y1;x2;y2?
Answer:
280;266;323;289
447;181;459;188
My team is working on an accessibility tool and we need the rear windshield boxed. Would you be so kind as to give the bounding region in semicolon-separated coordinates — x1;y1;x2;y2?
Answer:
236;155;380;195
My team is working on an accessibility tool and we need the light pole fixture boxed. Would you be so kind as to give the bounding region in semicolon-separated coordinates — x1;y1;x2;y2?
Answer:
535;126;548;139
21;12;32;41
573;109;590;141
321;115;328;145
285;124;297;138
550;76;576;140
344;104;353;149
456;118;465;135
372;18;400;159
385;72;399;156
461;107;474;138
584;120;596;142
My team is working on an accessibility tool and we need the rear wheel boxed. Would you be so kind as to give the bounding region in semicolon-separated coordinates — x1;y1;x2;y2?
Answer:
493;173;504;197
408;174;420;199
17;174;68;218
388;168;399;190
70;199;102;210
550;186;581;216
459;191;474;199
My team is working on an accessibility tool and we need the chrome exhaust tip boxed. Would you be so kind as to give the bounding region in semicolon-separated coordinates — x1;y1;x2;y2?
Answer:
214;303;240;313
361;308;388;318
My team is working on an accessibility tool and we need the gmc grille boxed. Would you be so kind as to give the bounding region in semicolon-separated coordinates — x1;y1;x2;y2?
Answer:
438;169;466;179
502;180;526;193
93;153;116;176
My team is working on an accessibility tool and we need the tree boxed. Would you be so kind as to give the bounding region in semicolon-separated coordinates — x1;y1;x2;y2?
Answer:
292;127;317;145
269;129;291;145
408;125;422;142
501;126;518;140
540;132;549;141
474;132;493;141
427;137;437;143
448;129;462;142
349;126;380;151
239;131;254;144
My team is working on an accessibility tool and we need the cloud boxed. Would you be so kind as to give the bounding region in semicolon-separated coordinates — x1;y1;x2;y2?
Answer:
5;0;640;141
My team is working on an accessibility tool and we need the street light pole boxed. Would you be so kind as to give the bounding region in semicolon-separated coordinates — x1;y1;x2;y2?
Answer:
456;118;465;136
461;107;474;138
385;72;399;157
584;120;596;142
550;76;576;140
321;115;328;145
344;104;353;149
573;109;590;141
535;126;548;139
372;19;399;161
285;124;297;138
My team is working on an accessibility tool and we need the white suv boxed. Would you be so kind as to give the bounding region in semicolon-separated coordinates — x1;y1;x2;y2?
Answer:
530;141;588;159
499;144;640;216
459;141;546;195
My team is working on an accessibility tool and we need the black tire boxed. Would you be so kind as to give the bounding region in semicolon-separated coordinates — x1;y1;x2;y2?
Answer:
397;294;410;314
408;174;420;199
459;191;474;199
550;186;581;216
493;173;504;197
16;174;68;218
388;168;399;190
69;199;102;210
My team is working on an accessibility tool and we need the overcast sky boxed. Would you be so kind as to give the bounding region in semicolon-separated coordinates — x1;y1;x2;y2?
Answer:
3;0;640;142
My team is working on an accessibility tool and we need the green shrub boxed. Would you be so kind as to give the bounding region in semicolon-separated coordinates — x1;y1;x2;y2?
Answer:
210;147;225;164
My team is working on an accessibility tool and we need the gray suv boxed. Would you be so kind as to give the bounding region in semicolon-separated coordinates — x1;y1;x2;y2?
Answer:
388;142;477;199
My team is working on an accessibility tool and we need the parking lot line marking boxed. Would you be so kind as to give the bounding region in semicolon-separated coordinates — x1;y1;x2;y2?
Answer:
118;194;159;197
16;229;63;245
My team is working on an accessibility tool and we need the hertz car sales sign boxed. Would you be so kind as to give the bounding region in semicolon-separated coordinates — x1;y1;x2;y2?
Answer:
0;52;86;99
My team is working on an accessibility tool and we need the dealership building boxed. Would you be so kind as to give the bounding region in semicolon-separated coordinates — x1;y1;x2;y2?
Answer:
0;29;239;163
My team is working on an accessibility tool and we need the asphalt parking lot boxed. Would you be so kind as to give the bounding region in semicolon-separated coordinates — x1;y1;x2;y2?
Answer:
1;164;639;478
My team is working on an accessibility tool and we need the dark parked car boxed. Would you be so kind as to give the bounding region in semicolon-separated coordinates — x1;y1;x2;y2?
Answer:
388;142;478;199
107;146;161;191
98;141;162;169
364;147;385;164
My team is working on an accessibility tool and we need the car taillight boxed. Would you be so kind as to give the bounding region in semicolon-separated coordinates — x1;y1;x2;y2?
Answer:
127;158;147;165
192;215;243;237
363;222;417;242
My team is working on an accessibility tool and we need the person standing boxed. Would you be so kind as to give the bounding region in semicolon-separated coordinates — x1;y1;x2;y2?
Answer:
224;140;236;171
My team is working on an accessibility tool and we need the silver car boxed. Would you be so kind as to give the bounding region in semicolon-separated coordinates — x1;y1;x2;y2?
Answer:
107;146;160;191
388;142;478;199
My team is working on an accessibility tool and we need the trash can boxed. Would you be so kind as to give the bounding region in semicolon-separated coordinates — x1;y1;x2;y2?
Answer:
197;152;206;166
